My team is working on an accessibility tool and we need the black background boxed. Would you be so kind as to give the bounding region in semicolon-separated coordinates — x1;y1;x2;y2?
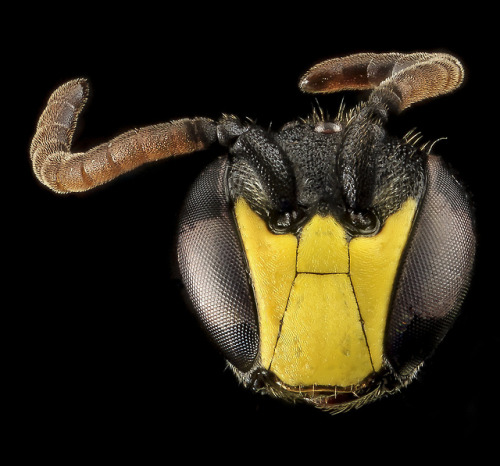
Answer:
11;4;495;461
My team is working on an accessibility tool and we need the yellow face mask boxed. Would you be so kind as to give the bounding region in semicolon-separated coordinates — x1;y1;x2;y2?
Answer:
234;197;417;391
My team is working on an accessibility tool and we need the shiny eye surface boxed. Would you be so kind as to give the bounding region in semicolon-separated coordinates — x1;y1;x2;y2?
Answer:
314;121;342;134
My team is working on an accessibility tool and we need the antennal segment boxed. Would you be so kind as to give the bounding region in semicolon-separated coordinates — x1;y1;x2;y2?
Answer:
299;52;464;112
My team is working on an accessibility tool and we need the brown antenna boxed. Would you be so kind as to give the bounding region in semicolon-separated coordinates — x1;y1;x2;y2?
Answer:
299;52;464;112
30;79;217;193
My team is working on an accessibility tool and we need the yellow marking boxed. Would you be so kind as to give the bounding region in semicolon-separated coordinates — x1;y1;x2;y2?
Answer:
349;199;417;371
297;214;349;273
234;199;297;369
234;198;417;388
270;274;373;387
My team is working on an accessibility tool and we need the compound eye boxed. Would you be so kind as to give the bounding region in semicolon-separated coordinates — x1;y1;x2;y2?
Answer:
385;155;476;381
177;158;259;373
343;209;380;236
